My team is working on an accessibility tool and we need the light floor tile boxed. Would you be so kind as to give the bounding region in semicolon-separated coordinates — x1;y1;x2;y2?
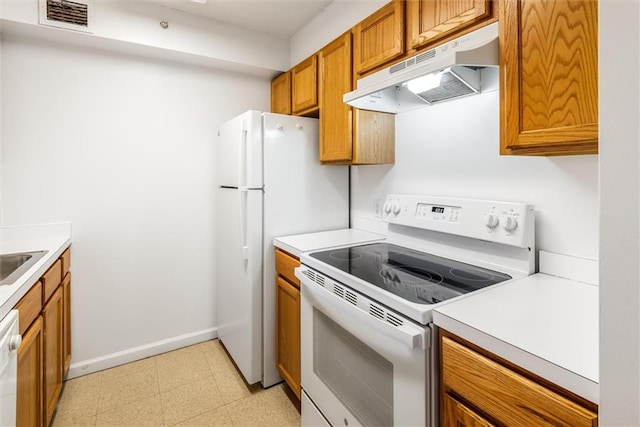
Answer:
175;406;234;426
95;394;165;426
53;372;103;425
59;371;103;407
52;412;97;427
55;340;301;427
98;364;160;413
203;341;261;404
157;348;213;392
101;356;157;381
155;344;205;368
226;385;301;427
161;377;225;426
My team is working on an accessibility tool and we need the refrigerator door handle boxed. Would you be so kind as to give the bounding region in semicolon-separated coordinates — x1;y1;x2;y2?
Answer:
240;118;248;188
239;187;249;260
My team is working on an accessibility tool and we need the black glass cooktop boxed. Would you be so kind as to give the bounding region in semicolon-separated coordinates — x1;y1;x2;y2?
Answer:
310;243;512;305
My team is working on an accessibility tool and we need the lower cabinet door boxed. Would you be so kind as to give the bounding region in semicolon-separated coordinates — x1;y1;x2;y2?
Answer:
443;393;495;427
62;272;72;378
17;316;44;427
43;287;64;425
276;276;301;399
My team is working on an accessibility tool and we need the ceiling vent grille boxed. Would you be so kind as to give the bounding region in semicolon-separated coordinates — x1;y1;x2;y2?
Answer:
39;0;93;33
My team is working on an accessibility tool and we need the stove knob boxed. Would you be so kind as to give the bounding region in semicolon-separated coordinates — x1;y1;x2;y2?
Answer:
502;215;518;232
484;214;499;229
384;203;392;214
392;203;401;215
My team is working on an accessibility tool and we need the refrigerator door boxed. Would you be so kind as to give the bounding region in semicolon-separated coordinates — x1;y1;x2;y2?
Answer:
216;186;264;384
217;110;263;188
261;112;349;387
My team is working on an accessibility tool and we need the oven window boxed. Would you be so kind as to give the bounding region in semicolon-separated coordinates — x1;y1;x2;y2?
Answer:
313;308;393;426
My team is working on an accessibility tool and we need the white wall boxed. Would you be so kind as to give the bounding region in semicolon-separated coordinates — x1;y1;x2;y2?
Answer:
599;1;640;424
1;36;270;373
289;0;388;66
351;90;599;260
2;0;290;76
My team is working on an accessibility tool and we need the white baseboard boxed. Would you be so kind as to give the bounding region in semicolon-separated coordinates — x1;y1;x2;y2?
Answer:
67;327;218;379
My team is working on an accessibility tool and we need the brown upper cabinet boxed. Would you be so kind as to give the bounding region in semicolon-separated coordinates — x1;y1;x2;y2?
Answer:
292;54;319;115
500;0;598;155
319;32;395;165
353;0;405;76
406;0;495;51
271;71;291;115
319;32;354;162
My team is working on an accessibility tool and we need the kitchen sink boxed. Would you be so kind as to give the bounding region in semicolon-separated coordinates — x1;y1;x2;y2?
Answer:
0;251;48;286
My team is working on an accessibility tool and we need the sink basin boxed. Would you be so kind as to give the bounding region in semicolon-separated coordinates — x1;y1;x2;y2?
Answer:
0;251;48;286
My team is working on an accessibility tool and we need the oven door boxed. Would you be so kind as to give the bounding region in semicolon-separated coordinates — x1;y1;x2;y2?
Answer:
297;266;435;427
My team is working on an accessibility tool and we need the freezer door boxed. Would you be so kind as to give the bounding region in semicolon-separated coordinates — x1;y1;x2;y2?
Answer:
216;110;263;188
216;186;264;384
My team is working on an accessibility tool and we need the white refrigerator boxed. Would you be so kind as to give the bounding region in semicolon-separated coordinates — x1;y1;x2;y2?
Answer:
215;110;349;387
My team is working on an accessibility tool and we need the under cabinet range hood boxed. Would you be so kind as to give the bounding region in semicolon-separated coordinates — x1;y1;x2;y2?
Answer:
344;22;499;114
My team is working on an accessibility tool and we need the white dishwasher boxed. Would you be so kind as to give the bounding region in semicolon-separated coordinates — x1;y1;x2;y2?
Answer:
1;310;21;427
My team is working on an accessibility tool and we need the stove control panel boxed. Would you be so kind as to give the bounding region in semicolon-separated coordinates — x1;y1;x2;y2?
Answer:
382;194;534;248
415;203;461;223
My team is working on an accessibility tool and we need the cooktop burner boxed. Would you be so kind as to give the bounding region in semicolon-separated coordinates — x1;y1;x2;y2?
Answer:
310;243;512;305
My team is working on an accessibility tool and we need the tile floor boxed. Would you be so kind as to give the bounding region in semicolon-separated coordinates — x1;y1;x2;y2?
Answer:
52;340;301;426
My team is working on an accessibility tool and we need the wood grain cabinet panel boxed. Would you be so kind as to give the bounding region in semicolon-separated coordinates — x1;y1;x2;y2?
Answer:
271;71;292;115
62;272;72;377
276;276;301;400
17;316;44;427
42;259;62;304
353;0;405;75
442;393;495;427
500;0;598;155
14;281;42;336
406;0;493;50
292;55;319;115
43;287;64;426
319;32;395;165
275;249;300;288
441;335;598;426
319;32;354;162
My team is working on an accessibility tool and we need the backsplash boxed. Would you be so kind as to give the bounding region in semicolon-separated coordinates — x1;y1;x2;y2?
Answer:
351;90;598;260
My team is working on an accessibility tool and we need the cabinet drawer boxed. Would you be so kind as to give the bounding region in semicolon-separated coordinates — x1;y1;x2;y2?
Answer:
275;249;300;287
14;281;42;335
61;247;71;277
42;260;62;303
442;336;597;426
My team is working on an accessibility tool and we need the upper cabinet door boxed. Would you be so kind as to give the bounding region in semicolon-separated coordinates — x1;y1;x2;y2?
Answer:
353;0;405;76
319;32;353;163
292;54;319;115
500;0;598;155
271;72;291;115
406;0;493;50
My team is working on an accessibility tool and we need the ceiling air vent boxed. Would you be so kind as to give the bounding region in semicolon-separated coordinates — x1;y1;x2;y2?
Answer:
39;0;93;33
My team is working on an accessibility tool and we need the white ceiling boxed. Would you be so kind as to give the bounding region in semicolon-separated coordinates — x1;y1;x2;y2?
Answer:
155;0;334;38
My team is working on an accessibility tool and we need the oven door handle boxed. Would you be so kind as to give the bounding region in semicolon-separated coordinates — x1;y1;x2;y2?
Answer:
300;275;428;350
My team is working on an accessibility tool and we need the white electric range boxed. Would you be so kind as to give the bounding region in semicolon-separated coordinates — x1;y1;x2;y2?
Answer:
295;194;535;427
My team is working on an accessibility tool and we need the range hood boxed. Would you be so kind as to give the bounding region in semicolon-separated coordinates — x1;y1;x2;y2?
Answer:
344;22;499;114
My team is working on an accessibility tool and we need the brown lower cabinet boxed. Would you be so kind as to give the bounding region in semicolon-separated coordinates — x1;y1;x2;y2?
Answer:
275;248;301;399
43;287;64;424
17;317;44;427
15;246;71;426
441;331;598;427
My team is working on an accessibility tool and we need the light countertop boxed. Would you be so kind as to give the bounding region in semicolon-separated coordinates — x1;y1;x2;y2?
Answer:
433;271;598;403
273;228;385;257
1;223;72;320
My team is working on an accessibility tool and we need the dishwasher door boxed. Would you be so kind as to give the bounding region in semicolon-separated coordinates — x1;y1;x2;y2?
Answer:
1;310;21;427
